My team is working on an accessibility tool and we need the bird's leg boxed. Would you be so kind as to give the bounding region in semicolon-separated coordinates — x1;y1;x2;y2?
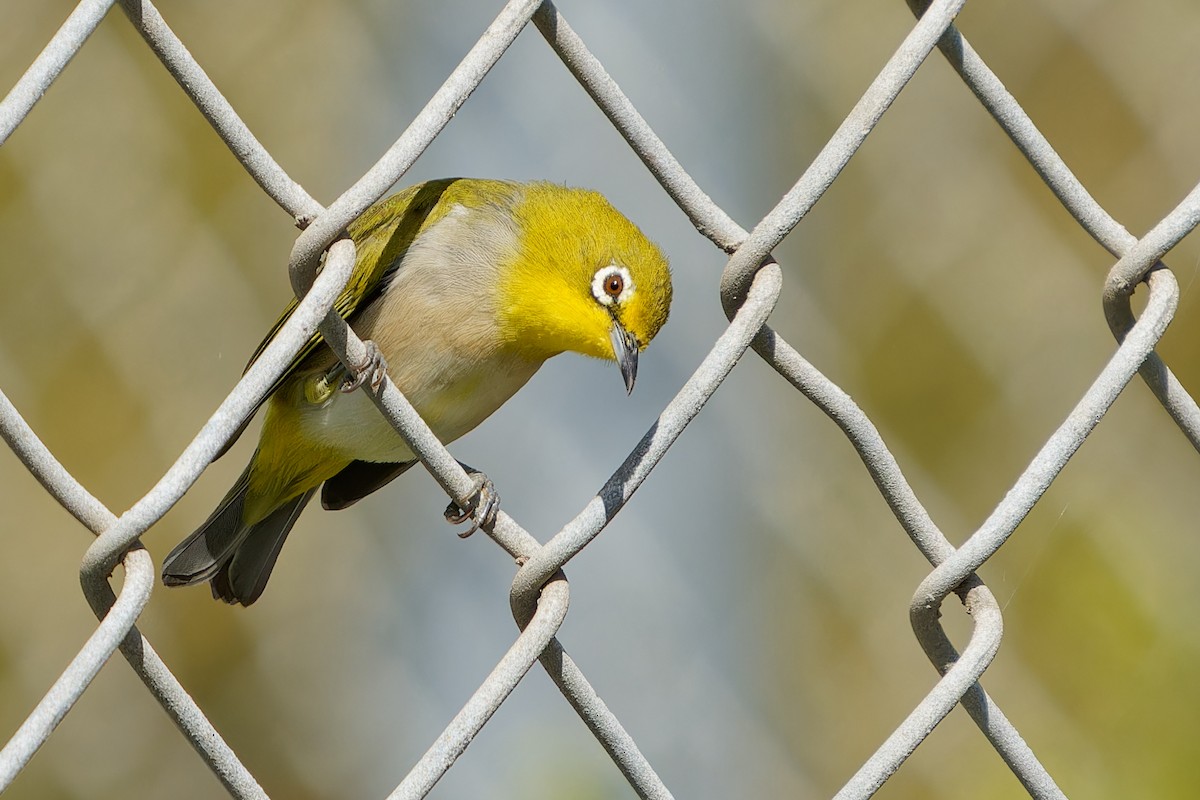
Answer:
339;339;388;394
444;463;500;538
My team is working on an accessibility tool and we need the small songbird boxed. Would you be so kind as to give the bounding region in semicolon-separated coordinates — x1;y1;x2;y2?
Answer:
161;178;672;605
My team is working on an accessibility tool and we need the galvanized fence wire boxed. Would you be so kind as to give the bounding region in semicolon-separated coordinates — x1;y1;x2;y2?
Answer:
0;0;1194;797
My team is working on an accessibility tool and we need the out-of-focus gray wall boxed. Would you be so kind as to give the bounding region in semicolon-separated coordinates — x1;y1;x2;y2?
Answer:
4;1;1200;797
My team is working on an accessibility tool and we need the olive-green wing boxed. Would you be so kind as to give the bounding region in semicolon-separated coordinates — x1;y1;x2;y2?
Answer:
215;178;463;459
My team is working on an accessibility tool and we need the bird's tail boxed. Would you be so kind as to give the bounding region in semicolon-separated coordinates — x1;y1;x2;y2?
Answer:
161;460;315;606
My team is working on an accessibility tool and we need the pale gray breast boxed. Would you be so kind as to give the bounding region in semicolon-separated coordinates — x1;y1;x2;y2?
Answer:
300;202;543;461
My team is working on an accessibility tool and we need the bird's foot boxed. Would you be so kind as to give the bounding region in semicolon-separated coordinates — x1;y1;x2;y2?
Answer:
444;468;500;538
340;339;387;394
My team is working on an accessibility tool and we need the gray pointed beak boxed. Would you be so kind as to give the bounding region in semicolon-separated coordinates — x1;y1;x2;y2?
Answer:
610;321;639;395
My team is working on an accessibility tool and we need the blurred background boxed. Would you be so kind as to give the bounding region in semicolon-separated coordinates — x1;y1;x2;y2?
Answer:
4;0;1200;797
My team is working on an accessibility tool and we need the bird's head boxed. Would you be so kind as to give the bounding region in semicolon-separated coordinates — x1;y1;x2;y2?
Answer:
498;183;672;393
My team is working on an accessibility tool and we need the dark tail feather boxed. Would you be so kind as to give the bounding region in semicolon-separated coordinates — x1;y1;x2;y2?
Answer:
162;462;315;606
162;465;254;587
211;489;315;605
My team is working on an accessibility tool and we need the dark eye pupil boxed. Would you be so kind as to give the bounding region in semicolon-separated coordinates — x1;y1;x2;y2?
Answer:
606;275;623;296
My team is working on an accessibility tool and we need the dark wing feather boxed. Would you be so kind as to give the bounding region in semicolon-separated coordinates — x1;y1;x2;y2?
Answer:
321;460;417;510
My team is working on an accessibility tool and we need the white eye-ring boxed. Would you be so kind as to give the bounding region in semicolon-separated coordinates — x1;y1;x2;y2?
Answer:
592;265;635;307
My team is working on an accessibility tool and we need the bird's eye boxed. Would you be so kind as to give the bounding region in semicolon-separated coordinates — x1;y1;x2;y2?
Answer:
592;265;635;307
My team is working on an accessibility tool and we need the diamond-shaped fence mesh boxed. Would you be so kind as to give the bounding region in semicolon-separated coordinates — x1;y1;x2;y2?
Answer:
4;1;1200;797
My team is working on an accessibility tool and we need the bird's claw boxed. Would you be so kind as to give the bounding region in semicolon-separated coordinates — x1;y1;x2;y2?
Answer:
340;339;387;394
444;471;499;537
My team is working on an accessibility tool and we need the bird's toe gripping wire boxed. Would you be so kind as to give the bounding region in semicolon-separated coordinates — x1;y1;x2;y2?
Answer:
340;339;388;394
444;467;500;538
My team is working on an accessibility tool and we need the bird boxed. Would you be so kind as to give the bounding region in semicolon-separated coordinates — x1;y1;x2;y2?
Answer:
161;178;672;606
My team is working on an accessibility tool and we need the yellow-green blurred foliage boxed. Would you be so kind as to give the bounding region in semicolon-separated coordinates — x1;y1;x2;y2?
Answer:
3;1;1200;798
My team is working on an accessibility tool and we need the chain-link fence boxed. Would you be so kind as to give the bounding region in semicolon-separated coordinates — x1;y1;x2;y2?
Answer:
3;0;1200;797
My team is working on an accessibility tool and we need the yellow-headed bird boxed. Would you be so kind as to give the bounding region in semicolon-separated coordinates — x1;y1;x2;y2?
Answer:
161;179;672;605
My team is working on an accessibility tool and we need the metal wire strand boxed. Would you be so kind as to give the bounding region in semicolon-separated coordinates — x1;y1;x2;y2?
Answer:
0;389;266;798
0;0;117;146
906;0;1200;450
